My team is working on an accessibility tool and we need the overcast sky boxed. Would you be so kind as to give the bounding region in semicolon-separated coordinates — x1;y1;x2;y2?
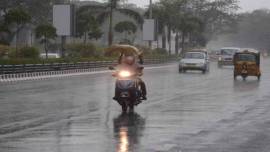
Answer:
92;0;270;12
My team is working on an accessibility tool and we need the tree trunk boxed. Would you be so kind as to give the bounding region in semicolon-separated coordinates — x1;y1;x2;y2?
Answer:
15;26;19;58
175;32;179;55
84;32;87;44
162;27;166;49
108;4;114;46
45;38;48;59
181;31;186;55
61;36;66;58
157;35;159;48
124;31;127;42
167;25;171;55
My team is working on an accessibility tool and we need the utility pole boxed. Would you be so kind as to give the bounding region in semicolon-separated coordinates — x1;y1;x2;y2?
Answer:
148;0;153;49
149;0;153;20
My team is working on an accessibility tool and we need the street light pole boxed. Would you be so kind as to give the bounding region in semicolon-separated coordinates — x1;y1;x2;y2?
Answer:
148;0;153;49
149;0;153;18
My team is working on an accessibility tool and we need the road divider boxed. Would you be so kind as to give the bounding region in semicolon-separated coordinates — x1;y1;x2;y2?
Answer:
0;58;176;83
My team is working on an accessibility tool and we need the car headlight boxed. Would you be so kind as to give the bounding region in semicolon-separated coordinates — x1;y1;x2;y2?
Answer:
179;61;185;65
119;71;131;78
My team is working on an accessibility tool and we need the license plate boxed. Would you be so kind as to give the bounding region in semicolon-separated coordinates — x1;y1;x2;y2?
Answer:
186;64;196;67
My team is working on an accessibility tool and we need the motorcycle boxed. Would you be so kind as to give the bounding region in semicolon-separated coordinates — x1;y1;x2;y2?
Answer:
109;66;143;112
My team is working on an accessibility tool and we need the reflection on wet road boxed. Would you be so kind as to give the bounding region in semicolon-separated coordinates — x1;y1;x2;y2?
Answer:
1;58;270;152
114;113;145;152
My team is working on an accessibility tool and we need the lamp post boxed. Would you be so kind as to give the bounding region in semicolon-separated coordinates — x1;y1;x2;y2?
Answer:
149;0;153;18
148;0;153;48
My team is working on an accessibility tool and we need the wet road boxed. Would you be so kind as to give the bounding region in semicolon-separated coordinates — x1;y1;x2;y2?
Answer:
0;59;270;152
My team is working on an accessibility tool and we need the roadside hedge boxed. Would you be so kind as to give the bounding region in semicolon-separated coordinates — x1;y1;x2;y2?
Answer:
66;43;103;58
0;45;11;58
0;42;173;65
8;46;40;59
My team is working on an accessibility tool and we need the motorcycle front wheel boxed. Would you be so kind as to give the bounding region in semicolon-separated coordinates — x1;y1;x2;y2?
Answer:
121;104;127;113
129;104;134;112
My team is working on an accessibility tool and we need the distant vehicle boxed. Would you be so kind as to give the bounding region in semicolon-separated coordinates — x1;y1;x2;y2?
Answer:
189;48;209;58
233;49;261;80
40;53;60;59
179;51;209;74
209;50;221;61
218;47;240;67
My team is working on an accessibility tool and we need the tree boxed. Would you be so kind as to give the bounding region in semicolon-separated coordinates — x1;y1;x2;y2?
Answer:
154;0;190;54
0;0;23;14
145;3;168;50
175;15;203;54
114;21;137;43
211;9;270;50
149;0;239;54
197;0;239;40
0;22;10;45
88;28;103;41
76;11;103;43
35;24;57;59
0;1;61;46
0;0;70;25
77;0;143;46
4;8;31;56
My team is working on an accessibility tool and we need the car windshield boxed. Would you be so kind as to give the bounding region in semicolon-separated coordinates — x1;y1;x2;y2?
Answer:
236;54;256;62
221;49;237;55
184;53;205;59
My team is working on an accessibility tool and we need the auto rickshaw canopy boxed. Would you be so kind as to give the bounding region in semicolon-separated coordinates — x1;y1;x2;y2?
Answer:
237;48;260;54
234;49;260;65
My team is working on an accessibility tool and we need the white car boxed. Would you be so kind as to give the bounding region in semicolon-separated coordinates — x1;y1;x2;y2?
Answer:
179;51;209;73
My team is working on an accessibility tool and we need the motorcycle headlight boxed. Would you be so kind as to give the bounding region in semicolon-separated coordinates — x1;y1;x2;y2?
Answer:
119;71;131;78
218;57;222;61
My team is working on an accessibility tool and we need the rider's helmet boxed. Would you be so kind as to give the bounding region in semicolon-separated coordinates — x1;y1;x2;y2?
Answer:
124;56;135;65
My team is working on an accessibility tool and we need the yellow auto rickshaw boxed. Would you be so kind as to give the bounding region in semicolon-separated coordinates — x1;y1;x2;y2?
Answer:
233;49;261;80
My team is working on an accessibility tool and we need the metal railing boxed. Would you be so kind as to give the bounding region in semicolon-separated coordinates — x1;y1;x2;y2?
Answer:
0;57;176;82
0;57;175;74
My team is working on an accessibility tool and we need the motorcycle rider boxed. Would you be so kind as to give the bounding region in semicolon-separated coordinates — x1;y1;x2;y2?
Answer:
113;55;147;101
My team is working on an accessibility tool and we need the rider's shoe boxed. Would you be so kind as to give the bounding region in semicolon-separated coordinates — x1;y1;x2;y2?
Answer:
113;97;118;101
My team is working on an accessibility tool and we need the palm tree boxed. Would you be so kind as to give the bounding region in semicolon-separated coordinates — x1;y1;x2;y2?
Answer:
77;0;143;46
76;12;103;43
114;21;137;44
145;3;167;49
175;15;203;55
158;0;182;54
